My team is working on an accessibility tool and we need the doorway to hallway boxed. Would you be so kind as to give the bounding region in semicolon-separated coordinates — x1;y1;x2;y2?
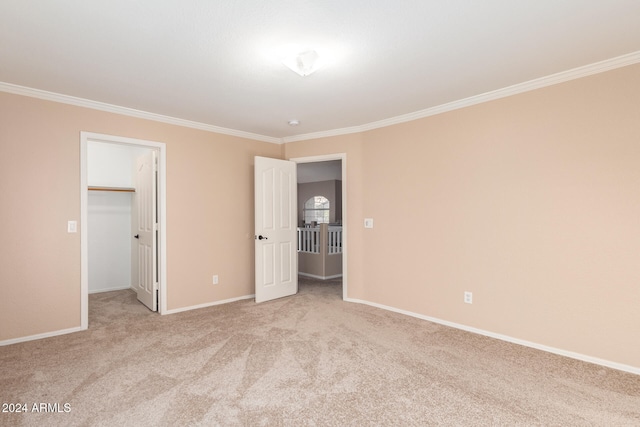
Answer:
292;154;347;301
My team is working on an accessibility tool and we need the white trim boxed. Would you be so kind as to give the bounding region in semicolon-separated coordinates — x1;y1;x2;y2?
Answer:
282;50;640;143
0;82;280;144
81;132;168;329
290;154;347;301
164;295;255;315
88;286;132;294
299;272;343;280
80;139;88;329
0;327;84;347
2;51;638;145
345;298;640;376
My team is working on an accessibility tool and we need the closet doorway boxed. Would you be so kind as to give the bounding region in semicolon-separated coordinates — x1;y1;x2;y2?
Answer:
80;132;167;329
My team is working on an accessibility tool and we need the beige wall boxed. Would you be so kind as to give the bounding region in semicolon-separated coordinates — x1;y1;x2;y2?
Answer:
2;62;639;370
285;63;640;369
0;92;281;341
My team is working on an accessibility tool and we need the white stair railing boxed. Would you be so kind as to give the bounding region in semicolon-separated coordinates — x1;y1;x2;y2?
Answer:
328;226;343;254
297;225;343;255
298;227;320;254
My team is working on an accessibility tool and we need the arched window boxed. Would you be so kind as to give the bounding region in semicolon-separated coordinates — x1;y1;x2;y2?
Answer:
304;196;330;224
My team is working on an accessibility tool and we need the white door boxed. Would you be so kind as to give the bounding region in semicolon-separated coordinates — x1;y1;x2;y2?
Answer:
255;156;298;303
134;150;157;311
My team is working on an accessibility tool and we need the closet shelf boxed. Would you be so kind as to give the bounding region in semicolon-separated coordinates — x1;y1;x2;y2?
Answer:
88;186;136;193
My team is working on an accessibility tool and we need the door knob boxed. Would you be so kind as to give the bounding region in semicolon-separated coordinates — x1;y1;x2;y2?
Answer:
257;235;268;240
134;234;139;239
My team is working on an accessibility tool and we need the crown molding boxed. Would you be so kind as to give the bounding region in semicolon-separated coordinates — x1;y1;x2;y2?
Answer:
0;82;282;144
283;50;640;143
3;50;639;145
282;124;365;143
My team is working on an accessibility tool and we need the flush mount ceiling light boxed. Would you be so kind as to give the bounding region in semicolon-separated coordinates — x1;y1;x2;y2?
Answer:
282;49;323;76
288;119;300;126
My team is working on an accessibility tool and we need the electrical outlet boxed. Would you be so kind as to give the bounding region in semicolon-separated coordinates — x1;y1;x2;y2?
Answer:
213;275;219;285
464;291;473;304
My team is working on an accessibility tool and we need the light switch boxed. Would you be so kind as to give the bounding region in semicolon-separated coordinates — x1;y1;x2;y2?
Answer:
364;218;374;228
67;221;77;233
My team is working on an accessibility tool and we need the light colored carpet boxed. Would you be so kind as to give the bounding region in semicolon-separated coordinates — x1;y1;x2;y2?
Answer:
1;277;639;426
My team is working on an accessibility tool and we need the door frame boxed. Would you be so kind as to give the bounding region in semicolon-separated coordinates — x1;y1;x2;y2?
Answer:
289;153;347;300
80;132;168;329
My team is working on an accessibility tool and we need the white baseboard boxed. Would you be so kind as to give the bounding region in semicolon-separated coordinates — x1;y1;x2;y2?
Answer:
7;293;635;376
0;326;85;347
163;294;255;315
1;294;256;344
344;298;640;376
89;285;132;294
299;272;343;280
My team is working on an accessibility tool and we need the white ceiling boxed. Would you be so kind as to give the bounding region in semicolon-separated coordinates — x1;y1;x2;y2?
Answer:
1;1;640;142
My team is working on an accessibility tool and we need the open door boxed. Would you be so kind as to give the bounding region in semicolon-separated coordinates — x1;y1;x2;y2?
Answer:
255;156;298;303
134;150;157;311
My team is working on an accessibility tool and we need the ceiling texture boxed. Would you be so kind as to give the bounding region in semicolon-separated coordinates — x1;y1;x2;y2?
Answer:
1;1;640;143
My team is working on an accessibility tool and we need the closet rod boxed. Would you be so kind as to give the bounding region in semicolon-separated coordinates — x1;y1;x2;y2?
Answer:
88;186;136;192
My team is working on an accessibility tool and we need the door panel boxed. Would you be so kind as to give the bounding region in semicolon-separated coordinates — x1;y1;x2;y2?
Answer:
279;169;293;229
135;150;157;311
255;156;297;303
262;242;275;287
280;242;293;283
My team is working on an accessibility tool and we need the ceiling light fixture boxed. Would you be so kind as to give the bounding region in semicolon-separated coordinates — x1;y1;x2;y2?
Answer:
288;119;300;126
282;49;323;76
